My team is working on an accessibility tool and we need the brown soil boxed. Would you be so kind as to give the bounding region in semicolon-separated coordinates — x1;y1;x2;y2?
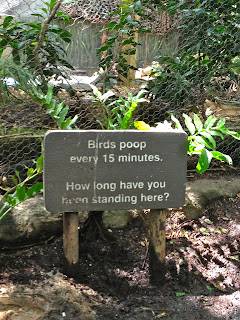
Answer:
0;195;240;320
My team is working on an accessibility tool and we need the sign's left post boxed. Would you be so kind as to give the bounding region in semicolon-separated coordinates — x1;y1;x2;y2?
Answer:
63;212;79;272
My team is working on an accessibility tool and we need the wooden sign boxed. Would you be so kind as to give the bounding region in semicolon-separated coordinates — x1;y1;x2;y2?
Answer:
44;130;187;213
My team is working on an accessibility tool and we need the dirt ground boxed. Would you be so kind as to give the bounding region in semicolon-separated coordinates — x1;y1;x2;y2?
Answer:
0;194;239;320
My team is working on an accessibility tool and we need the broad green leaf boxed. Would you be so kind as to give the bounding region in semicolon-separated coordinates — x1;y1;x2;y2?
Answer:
211;151;232;165
27;168;35;178
175;292;187;297
112;109;123;125
10;175;18;186
183;113;196;135
47;100;57;113
26;182;43;198
3;16;14;28
6;194;17;207
204;218;213;225
118;103;126;115
193;113;203;132
206;285;214;293
208;130;224;140
201;228;210;235
105;21;118;30
215;127;240;140
68;114;78;127
170;113;183;130
58;106;69;126
46;86;53;104
60;117;72;129
122;37;135;46
15;170;21;183
196;149;213;174
215;118;226;128
0;203;11;221
121;102;138;129
204;115;217;130
16;185;26;202
52;101;65;117
61;114;78;129
200;131;216;150
49;0;57;11
36;155;43;173
193;135;212;150
224;129;240;140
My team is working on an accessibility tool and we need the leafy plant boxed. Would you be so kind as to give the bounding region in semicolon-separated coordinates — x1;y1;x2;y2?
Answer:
96;0;150;88
0;155;43;221
148;0;239;108
0;81;78;221
175;292;187;297
148;54;208;108
0;1;79;221
29;83;78;130
134;113;240;173
91;86;146;129
0;0;72;90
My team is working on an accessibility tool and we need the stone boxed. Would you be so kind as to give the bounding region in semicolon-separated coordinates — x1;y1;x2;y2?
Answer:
0;194;62;244
183;176;240;219
0;272;96;320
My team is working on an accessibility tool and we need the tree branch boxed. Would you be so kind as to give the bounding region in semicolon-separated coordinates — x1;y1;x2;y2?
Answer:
33;0;64;87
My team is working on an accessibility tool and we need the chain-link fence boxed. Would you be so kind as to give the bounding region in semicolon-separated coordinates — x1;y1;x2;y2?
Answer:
0;0;239;188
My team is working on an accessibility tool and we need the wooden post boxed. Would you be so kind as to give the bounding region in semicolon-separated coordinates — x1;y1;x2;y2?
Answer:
63;212;79;274
149;209;167;284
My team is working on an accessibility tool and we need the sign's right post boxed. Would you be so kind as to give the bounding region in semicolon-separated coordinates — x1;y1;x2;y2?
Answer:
149;209;167;284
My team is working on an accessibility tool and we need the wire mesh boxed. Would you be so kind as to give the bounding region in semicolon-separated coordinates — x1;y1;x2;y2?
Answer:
0;0;239;189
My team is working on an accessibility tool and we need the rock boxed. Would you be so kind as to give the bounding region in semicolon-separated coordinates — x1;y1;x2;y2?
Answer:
0;272;96;320
183;176;240;219
102;210;131;229
0;194;62;244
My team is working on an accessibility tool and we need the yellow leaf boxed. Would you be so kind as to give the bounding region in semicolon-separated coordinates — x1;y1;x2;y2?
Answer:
194;271;201;275
141;307;152;311
134;121;151;130
155;312;167;318
230;255;239;260
210;280;226;292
